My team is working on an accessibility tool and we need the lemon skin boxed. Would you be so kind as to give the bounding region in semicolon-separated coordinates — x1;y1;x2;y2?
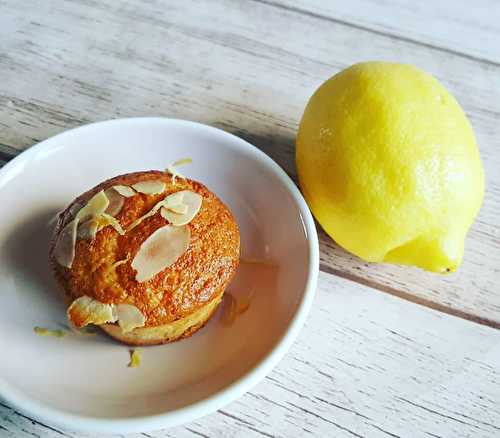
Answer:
296;62;484;273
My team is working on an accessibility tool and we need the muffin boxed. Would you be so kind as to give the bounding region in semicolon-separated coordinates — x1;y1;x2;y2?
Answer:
49;170;240;345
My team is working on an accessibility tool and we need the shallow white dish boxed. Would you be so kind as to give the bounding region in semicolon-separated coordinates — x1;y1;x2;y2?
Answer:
0;118;319;433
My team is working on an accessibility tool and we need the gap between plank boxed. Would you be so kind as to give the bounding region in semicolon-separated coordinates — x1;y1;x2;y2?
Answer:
0;146;16;163
320;262;500;330
250;0;500;69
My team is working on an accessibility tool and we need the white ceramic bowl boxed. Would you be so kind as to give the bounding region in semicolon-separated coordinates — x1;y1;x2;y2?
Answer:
0;118;318;433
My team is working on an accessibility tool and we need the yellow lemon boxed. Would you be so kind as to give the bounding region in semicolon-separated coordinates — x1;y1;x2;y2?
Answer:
296;62;484;273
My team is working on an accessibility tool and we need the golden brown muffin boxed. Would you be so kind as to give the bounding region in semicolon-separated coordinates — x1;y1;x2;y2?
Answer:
49;170;240;345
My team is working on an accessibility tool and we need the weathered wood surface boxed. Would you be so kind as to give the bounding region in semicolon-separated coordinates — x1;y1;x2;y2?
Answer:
269;0;500;64
0;0;499;436
1;274;500;438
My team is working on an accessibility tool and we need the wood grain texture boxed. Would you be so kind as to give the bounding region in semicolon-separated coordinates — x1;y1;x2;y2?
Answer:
267;0;500;65
0;0;499;324
1;273;500;437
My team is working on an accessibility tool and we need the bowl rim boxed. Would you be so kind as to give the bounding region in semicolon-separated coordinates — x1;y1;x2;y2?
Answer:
0;117;319;433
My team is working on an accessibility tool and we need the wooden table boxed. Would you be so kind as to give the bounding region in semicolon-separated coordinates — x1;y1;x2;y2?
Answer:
1;1;499;436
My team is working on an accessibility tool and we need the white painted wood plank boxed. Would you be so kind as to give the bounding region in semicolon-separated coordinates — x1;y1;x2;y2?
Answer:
266;0;500;64
0;0;499;324
1;273;500;437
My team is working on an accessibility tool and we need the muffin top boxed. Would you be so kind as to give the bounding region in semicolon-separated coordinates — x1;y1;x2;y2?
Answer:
50;171;240;328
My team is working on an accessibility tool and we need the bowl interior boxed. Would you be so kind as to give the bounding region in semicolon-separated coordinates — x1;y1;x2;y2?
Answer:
0;119;312;421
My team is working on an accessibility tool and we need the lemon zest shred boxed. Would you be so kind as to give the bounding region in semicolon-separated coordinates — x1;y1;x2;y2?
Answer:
165;157;193;184
128;349;141;368
34;326;66;338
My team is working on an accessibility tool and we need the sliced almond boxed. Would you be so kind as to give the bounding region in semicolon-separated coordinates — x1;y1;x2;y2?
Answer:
113;185;136;197
99;213;125;235
55;193;107;268
104;188;125;217
67;295;117;328
132;180;166;195
75;190;109;222
165;157;192;183
115;304;146;333
127;191;187;231
77;218;100;240
131;224;190;282
164;191;185;206
54;219;79;268
160;190;202;226
77;213;124;241
160;207;172;221
168;203;188;214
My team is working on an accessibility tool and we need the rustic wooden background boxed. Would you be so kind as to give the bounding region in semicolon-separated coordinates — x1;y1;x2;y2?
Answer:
1;0;499;437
